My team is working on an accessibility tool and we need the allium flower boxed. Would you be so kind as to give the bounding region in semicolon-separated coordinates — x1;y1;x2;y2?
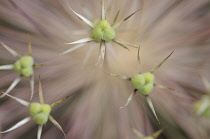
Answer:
62;0;140;66
0;0;210;139
0;37;39;99
0;77;68;139
107;47;179;123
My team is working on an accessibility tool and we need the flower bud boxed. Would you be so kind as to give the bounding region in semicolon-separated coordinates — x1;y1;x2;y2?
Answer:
21;67;33;77
131;74;145;89
143;72;155;84
139;83;154;95
20;56;34;68
33;113;48;125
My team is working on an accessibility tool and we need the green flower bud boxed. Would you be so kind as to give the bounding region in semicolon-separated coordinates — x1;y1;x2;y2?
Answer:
131;74;145;89
103;27;116;42
21;67;33;77
139;83;154;95
91;20;116;42
33;113;48;125
91;27;103;42
143;72;155;84
41;104;51;115
20;56;34;68
201;106;210;117
13;60;21;73
97;20;110;29
30;103;41;116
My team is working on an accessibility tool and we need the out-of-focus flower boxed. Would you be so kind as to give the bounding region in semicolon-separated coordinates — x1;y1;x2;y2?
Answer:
132;128;163;139
0;77;69;139
61;0;140;66
0;0;210;139
193;76;210;117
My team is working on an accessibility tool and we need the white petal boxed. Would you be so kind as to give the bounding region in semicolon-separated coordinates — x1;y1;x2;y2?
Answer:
60;43;85;55
0;76;21;98
120;90;137;109
3;93;30;107
0;117;31;133
150;51;174;73
83;44;96;64
113;38;137;49
38;76;44;104
102;0;106;20
99;42;106;67
154;84;180;93
67;3;94;28
37;125;43;139
30;75;34;100
0;65;14;70
49;115;66;138
65;38;93;45
146;96;160;124
106;73;131;80
0;41;21;58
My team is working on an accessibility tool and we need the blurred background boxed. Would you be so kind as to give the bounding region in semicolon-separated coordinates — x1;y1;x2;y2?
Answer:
0;0;210;138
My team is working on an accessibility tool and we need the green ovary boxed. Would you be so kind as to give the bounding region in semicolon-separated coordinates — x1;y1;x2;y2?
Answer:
139;83;154;95
13;56;34;77
33;113;48;125
131;74;145;89
29;103;51;125
143;72;155;84
91;20;115;42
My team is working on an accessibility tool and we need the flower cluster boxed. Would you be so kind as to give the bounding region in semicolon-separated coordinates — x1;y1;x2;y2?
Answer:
0;0;210;139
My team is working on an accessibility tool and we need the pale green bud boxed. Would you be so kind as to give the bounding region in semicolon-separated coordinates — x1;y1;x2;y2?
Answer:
41;104;51;115
33;113;48;125
91;20;116;42
91;27;103;42
30;103;42;116
97;20;110;29
20;56;34;68
131;74;145;89
143;72;155;84
21;67;33;77
103;27;116;42
139;83;154;95
13;60;21;73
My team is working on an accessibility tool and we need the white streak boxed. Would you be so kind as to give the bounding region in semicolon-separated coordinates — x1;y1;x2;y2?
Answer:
61;43;85;55
3;93;30;107
65;38;93;45
0;76;21;98
0;41;21;58
49;115;66;138
67;4;95;28
146;96;160;124
0;65;14;70
30;75;34;100
37;125;43;139
0;117;31;133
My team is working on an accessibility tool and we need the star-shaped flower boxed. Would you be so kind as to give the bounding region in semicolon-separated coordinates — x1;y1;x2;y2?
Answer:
0;36;40;99
0;76;69;139
107;47;179;123
62;0;140;66
132;128;164;139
